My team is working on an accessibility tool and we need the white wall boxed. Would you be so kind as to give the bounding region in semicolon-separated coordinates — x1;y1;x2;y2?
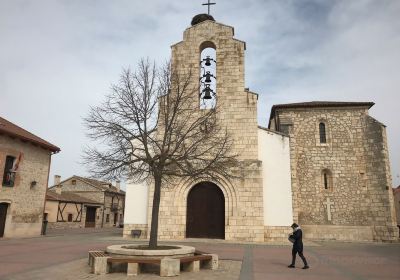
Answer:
258;128;293;226
124;182;149;224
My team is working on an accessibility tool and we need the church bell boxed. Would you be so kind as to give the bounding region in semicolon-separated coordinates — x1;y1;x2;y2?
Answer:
204;71;212;83
205;56;212;66
202;85;213;99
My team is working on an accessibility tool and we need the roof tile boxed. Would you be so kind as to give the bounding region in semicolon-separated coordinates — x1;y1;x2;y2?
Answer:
0;116;60;152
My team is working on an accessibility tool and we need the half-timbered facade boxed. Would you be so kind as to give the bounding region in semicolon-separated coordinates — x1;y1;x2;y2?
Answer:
45;189;102;229
47;175;125;228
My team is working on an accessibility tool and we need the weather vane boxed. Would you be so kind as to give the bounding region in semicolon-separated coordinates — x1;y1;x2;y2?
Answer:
202;0;216;15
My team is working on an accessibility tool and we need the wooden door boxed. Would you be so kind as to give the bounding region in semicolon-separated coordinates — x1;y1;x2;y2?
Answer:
113;213;118;225
0;203;8;237
186;182;225;239
85;207;96;228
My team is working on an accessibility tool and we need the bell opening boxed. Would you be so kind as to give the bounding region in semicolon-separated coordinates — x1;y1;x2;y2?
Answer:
200;46;216;109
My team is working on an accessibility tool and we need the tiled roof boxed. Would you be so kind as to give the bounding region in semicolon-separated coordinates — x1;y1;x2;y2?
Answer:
49;175;125;195
258;125;289;137
0;116;60;152
73;176;125;194
46;190;101;204
269;101;375;126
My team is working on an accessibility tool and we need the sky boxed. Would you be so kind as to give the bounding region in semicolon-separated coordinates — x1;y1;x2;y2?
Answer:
0;0;399;188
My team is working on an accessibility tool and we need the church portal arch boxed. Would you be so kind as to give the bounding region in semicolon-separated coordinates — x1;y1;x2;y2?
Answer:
186;181;225;239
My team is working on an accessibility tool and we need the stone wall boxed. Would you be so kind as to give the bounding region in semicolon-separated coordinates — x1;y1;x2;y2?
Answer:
393;189;400;226
47;221;83;230
58;179;105;203
147;162;264;242
0;135;52;237
271;106;398;241
103;192;124;227
302;225;374;241
171;20;259;161
123;224;148;239
264;226;292;242
364;116;398;240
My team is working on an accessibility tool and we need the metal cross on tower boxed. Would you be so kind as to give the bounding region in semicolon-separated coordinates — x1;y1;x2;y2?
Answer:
202;0;216;15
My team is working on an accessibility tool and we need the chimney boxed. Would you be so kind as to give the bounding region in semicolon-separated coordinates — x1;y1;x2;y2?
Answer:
54;175;61;186
116;180;121;192
55;185;62;195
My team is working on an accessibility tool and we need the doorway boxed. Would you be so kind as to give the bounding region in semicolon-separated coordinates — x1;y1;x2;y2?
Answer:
186;182;225;239
0;203;9;237
85;206;96;228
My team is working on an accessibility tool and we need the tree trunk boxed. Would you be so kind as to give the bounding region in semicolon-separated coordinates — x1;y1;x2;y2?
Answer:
149;175;162;248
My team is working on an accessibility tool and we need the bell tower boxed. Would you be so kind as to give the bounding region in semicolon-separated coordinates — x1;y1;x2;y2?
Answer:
171;14;259;160
163;14;264;242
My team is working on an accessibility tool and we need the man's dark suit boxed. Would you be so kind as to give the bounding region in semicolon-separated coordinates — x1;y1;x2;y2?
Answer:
289;228;308;267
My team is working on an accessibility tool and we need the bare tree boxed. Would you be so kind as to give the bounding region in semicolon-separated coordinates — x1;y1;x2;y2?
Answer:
83;59;238;248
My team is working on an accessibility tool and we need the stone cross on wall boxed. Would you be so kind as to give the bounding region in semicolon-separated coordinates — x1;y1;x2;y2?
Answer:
323;197;334;221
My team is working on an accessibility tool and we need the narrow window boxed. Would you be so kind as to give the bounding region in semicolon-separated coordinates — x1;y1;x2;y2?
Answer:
2;156;16;187
359;172;366;188
319;122;327;143
67;214;73;222
322;169;333;190
323;173;328;189
106;214;110;223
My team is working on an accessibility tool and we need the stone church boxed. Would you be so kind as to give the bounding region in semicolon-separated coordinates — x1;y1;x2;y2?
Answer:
124;14;398;242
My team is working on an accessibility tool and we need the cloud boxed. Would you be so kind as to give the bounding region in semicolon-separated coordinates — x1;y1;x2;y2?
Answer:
0;0;398;186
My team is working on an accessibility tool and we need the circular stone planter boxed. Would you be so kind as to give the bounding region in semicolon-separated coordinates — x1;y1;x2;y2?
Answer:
106;244;195;258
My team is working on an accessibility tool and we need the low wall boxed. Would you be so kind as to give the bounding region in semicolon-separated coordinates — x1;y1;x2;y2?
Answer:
302;225;374;241
123;224;148;239
47;222;83;230
4;222;42;238
302;225;399;241
264;226;292;242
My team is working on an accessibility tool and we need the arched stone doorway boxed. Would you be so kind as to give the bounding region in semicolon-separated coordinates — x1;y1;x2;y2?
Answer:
0;203;9;238
186;182;225;239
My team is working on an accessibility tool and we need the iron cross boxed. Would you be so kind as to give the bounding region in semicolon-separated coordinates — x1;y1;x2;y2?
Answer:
202;0;216;15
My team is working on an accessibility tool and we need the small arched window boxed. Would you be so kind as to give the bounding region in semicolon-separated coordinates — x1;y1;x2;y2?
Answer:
322;169;333;190
319;122;327;143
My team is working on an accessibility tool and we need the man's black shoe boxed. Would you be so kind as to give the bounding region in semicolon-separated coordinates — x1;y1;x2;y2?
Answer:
288;264;295;268
302;265;309;269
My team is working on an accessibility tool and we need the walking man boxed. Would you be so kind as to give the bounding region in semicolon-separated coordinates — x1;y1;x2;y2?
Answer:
288;223;309;269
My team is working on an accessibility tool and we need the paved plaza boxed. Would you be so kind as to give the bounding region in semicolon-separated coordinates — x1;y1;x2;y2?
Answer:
0;228;399;280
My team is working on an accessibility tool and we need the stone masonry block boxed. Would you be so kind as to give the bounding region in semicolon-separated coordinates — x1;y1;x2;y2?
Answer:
203;254;219;270
93;256;110;275
182;260;200;272
160;258;180;277
127;263;140;276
